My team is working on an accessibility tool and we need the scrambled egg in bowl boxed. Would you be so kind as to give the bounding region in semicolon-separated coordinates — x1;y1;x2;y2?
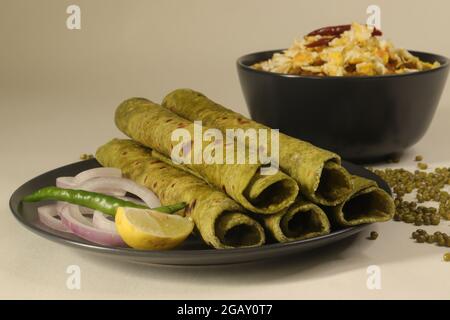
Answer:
252;23;440;76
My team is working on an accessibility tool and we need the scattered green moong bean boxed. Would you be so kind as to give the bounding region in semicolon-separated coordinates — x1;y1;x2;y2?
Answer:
444;253;450;262
374;163;450;261
80;153;94;160
416;235;426;243
368;231;379;240
411;229;450;247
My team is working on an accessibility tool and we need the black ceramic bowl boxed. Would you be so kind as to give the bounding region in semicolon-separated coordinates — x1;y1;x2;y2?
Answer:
237;50;449;162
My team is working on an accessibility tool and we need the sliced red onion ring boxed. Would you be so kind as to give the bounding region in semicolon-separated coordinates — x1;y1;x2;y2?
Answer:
56;168;126;196
56;201;67;215
92;211;117;232
79;177;161;208
38;205;72;233
60;205;126;247
56;177;77;189
74;167;122;184
56;201;93;216
92;195;146;232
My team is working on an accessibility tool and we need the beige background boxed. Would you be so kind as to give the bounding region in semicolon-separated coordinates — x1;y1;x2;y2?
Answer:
1;0;450;299
2;0;450;116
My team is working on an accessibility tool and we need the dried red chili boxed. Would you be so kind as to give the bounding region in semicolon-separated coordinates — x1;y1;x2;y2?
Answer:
307;24;352;37
307;24;382;38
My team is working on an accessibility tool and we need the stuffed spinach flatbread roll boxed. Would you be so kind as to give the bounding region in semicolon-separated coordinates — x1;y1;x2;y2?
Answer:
264;200;330;243
147;150;330;243
96;139;266;249
326;176;395;227
162;89;353;206
115;97;299;214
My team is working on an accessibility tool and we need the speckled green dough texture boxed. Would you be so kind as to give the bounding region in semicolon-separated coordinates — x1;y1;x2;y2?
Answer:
162;89;353;206
326;176;395;227
96;139;266;249
264;200;330;243
114;98;298;214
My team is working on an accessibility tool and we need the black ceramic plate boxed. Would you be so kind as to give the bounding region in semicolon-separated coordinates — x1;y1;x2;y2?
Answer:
9;159;390;266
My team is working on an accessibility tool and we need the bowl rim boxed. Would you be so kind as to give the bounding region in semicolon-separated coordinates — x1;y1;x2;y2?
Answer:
237;49;449;80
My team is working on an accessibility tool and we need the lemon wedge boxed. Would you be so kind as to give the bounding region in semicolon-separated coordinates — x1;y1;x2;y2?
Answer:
115;207;194;250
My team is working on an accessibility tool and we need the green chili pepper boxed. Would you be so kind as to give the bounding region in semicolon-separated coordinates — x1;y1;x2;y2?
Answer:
22;186;186;217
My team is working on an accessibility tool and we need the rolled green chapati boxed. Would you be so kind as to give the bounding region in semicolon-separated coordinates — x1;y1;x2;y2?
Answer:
162;89;353;206
96;139;266;249
115;97;299;214
151;150;330;242
139;149;330;243
264;200;330;243
326;176;395;227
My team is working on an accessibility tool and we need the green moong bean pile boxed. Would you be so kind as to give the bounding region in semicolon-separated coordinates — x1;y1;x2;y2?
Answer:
393;200;440;226
374;156;450;262
373;161;450;223
412;229;450;247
